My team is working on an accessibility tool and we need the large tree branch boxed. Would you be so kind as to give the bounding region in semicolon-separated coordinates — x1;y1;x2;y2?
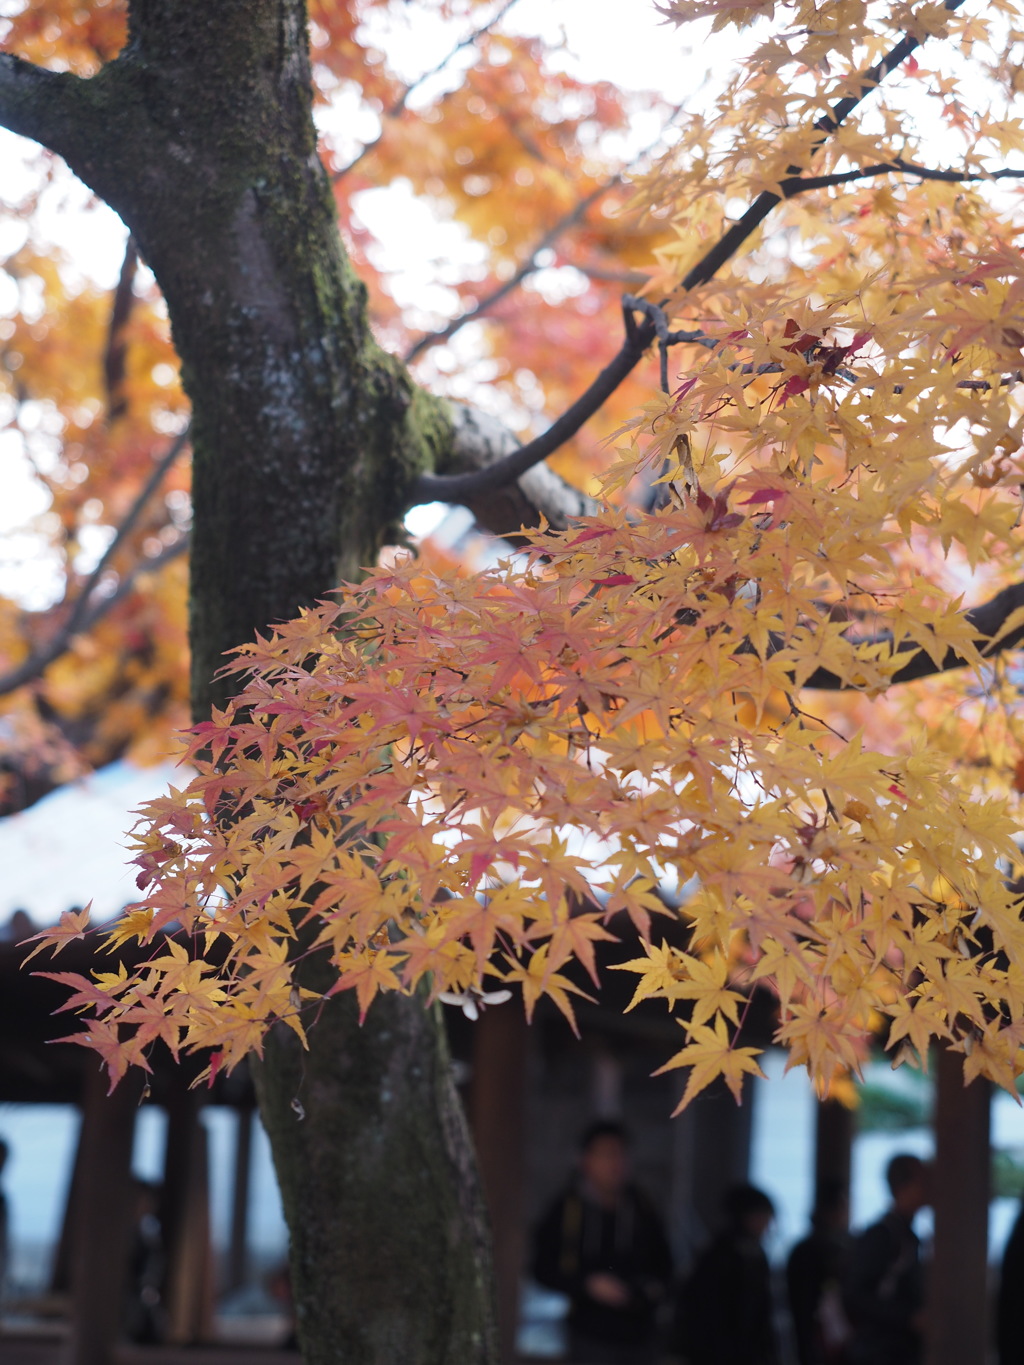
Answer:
0;54;86;151
410;303;658;505
441;404;599;534
0;428;190;698
0;53;129;171
800;580;1024;690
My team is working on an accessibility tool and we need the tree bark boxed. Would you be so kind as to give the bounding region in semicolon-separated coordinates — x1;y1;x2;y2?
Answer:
0;3;501;1361
255;989;497;1365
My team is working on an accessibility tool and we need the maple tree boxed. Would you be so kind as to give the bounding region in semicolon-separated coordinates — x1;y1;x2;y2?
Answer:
7;0;1024;1361
0;3;679;1360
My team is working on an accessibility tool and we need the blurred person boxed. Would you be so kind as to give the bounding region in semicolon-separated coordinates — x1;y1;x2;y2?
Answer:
787;1180;852;1365
0;1138;8;1304
532;1120;672;1365
674;1183;780;1365
997;1192;1024;1365
268;1260;298;1350
123;1179;165;1343
843;1154;930;1365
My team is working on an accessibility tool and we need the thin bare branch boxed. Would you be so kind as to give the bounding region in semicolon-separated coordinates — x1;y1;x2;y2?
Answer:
403;178;617;364
782;159;1024;197
104;236;139;422
332;0;523;182
0;427;191;697
404;102;687;365
0;534;189;699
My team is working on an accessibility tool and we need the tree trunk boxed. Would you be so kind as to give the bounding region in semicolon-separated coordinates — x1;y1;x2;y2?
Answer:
0;2;498;1360
255;990;497;1365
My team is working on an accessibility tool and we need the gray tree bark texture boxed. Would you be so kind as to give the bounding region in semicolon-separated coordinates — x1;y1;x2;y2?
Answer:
0;2;527;1360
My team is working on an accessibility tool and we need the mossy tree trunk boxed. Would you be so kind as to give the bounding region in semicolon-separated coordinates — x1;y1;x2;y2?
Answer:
0;3;498;1361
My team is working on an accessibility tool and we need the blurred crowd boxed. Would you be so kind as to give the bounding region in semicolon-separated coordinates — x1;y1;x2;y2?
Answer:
1;1115;1019;1364
530;1120;1021;1365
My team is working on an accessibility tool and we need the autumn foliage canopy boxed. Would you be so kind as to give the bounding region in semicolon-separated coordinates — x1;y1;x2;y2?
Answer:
17;0;1024;1108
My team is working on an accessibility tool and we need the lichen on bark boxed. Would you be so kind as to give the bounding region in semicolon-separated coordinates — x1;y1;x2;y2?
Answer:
254;985;498;1365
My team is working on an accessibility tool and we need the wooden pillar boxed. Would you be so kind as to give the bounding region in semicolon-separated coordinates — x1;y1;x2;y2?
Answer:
226;1104;254;1292
689;1078;755;1247
51;1123;87;1294
63;1065;142;1365
470;1003;529;1365
926;1047;990;1365
160;1082;214;1344
814;1096;853;1221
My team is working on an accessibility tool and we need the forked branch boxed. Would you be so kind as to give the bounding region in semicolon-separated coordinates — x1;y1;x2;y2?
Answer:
782;160;1024;197
414;0;969;508
676;0;966;293
410;300;658;504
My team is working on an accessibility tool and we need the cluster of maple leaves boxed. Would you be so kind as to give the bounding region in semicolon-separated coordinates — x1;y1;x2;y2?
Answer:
18;0;1024;1106
38;243;1024;1098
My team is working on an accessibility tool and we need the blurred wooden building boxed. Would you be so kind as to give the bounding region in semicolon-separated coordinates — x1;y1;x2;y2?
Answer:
0;918;993;1365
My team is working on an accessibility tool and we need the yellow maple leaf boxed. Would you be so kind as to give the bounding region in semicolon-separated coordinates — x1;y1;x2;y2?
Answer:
655;1014;765;1110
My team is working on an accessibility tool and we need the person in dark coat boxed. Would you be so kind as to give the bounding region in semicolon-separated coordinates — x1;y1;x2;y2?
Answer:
787;1180;851;1365
674;1183;781;1365
532;1120;673;1365
843;1153;930;1365
0;1138;8;1304
997;1193;1024;1365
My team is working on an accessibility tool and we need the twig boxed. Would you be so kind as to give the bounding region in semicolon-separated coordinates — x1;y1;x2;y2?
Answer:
0;427;191;697
332;0;523;183
403;180;616;364
403;103;687;364
781;159;1024;197
104;236;138;422
622;295;718;392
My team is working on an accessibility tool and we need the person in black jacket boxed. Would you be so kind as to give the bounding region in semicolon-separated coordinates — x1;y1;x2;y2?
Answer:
787;1180;851;1365
674;1183;780;1365
843;1154;930;1365
997;1193;1024;1365
532;1120;673;1365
